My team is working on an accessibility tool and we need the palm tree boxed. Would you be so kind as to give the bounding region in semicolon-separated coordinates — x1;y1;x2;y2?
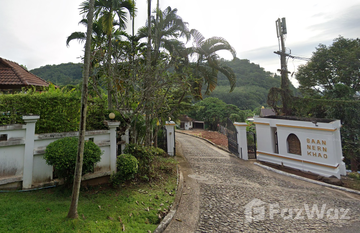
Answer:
188;29;236;98
80;0;136;109
67;0;95;219
137;6;190;65
66;19;108;97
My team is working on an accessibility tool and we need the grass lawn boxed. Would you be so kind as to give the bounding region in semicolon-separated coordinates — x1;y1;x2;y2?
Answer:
0;157;177;232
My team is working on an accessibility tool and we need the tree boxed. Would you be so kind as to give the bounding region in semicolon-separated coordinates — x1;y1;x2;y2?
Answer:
188;30;236;98
137;6;190;65
67;0;95;219
188;97;241;130
294;36;360;171
296;36;360;98
80;0;136;109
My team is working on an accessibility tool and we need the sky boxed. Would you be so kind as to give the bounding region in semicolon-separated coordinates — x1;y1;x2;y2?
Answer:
1;0;360;87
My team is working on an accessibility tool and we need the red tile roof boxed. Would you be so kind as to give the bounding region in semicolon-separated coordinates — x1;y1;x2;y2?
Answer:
0;57;49;88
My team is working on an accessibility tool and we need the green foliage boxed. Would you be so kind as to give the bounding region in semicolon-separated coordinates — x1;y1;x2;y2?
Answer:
110;154;139;187
187;97;242;130
150;147;167;157
44;137;102;183
122;144;169;182
124;144;155;181
348;172;360;180
30;63;83;86
296;36;360;97
0;86;109;133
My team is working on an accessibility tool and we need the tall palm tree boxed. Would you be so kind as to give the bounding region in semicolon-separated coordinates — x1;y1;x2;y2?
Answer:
80;0;136;109
137;6;190;66
67;0;95;219
188;29;236;98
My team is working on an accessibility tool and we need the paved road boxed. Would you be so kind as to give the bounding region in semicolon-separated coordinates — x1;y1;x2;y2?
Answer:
165;133;360;233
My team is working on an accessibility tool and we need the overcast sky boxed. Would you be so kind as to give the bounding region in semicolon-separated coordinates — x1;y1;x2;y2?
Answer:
1;0;360;86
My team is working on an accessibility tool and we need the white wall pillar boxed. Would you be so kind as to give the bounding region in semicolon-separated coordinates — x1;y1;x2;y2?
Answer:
165;121;175;156
22;115;40;189
107;121;120;173
234;122;248;160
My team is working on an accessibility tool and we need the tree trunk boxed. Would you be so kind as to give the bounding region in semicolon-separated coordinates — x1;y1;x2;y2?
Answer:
351;157;359;172
107;7;114;110
67;0;95;219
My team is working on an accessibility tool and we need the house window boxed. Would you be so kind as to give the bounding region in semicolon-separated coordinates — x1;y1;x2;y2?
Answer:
287;133;301;155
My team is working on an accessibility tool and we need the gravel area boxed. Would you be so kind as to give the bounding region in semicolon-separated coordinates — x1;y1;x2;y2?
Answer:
176;133;360;233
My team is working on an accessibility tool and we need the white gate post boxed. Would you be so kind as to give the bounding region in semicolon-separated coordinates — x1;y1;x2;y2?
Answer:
22;115;40;189
165;121;175;156
234;122;248;160
107;121;120;173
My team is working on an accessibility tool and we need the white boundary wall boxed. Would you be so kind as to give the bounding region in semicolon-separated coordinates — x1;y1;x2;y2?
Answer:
254;117;346;179
0;116;120;189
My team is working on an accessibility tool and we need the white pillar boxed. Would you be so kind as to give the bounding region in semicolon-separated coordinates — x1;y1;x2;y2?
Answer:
234;122;248;160
165;121;175;156
334;120;346;176
107;121;120;173
121;128;129;154
22;115;40;189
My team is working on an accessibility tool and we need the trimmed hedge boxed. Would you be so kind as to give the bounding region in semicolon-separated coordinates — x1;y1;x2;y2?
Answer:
44;137;102;183
110;154;139;187
0;87;107;133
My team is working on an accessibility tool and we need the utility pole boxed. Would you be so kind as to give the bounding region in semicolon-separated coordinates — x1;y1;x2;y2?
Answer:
274;17;291;114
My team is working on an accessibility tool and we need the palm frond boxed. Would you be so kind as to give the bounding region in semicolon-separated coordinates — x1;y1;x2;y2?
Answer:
66;32;86;47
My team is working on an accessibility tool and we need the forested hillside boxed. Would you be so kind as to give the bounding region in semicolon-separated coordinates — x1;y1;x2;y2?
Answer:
30;63;82;86
29;58;296;111
204;58;296;110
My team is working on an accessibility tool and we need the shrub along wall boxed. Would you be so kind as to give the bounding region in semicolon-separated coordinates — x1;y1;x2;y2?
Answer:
0;88;107;133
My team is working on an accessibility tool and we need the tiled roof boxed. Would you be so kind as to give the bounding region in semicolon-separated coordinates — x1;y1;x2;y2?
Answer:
260;108;276;117
0;57;49;87
179;115;194;122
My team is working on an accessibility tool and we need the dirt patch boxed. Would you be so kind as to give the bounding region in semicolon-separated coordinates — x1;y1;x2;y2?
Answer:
178;129;228;148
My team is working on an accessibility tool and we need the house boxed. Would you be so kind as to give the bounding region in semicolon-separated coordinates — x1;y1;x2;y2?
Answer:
179;115;205;130
260;108;276;117
0;57;49;93
179;115;193;130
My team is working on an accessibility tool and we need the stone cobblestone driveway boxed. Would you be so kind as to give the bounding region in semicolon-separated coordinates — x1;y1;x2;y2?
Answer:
165;133;360;233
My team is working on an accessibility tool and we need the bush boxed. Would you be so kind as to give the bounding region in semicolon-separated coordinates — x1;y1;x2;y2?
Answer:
348;172;360;180
150;147;167;157
117;154;138;180
44;137;102;183
124;144;155;180
110;154;139;187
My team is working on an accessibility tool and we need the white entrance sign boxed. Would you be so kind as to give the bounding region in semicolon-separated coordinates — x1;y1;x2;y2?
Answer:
254;117;346;179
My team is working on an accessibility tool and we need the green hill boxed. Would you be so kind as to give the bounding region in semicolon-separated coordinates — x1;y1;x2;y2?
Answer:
29;58;296;111
30;63;83;86
204;58;296;110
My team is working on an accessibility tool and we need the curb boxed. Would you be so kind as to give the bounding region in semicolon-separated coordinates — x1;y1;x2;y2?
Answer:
154;164;184;233
255;162;360;196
